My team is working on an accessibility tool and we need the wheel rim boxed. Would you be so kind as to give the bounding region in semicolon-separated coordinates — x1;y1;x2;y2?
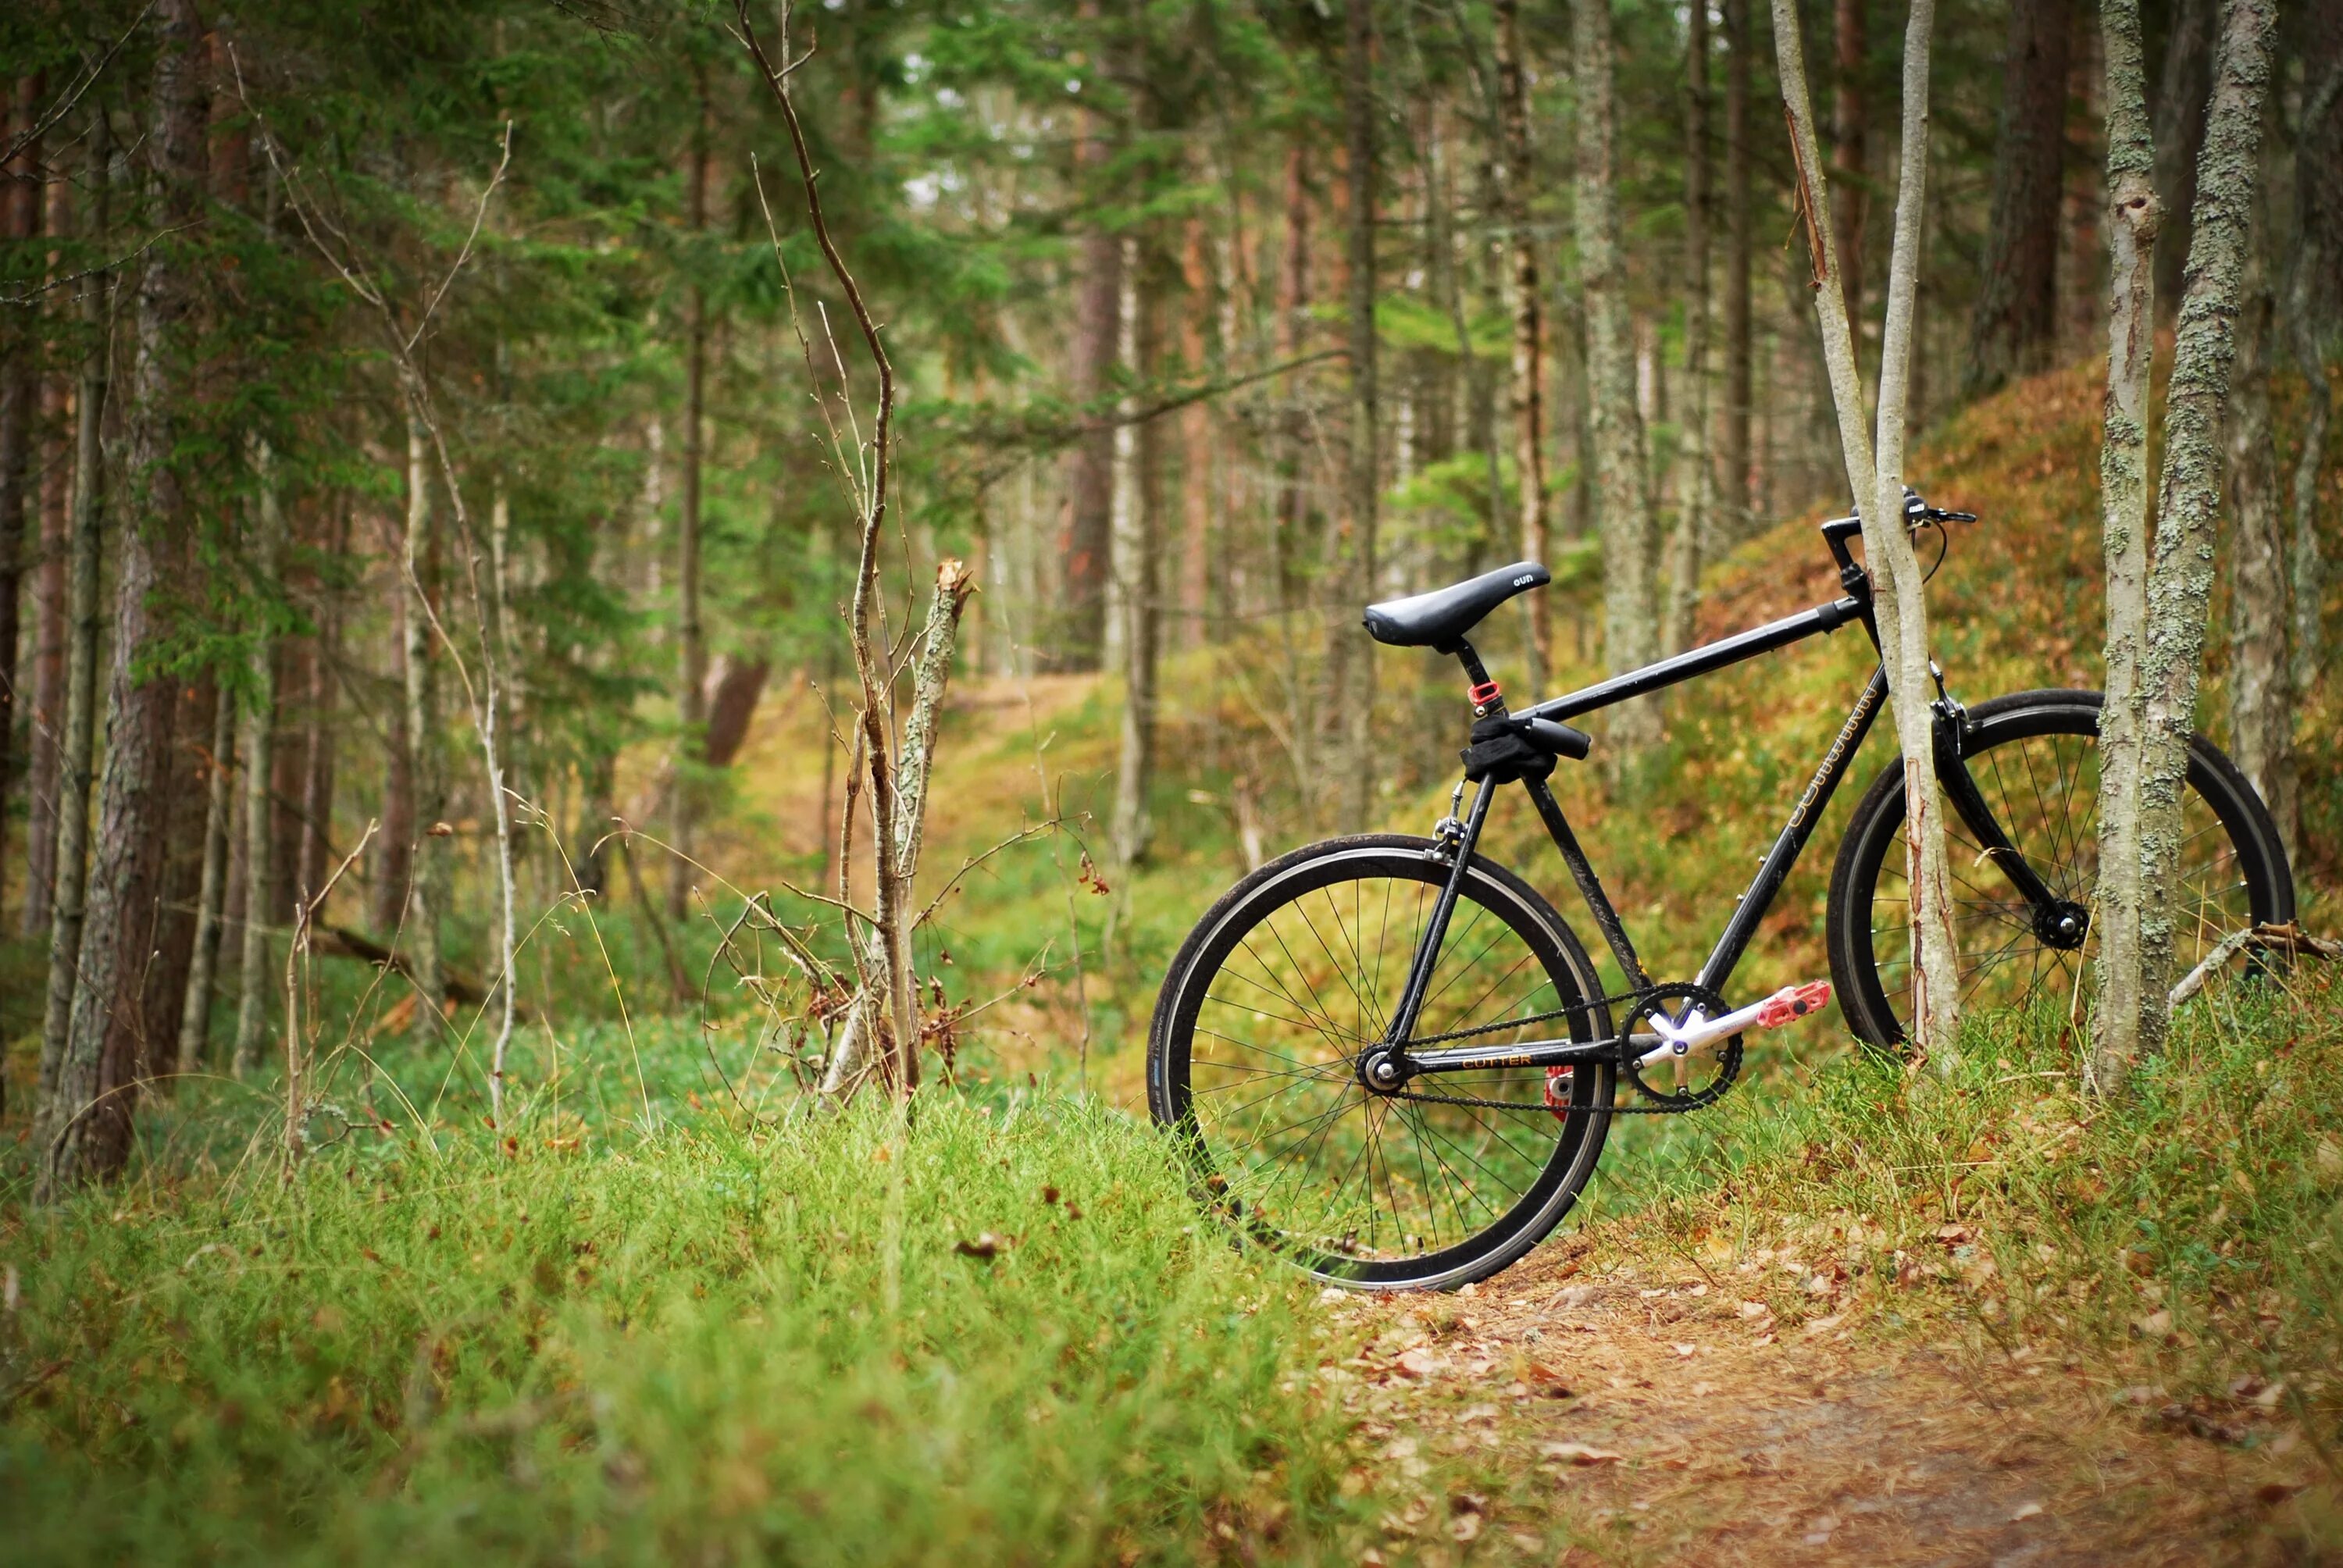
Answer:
1864;725;2261;1035
1169;857;1605;1281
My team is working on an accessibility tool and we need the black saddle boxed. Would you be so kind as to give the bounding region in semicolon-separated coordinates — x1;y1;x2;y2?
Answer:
1361;561;1551;650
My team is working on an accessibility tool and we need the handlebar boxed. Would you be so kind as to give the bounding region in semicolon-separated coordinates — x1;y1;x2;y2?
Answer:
1821;489;1974;581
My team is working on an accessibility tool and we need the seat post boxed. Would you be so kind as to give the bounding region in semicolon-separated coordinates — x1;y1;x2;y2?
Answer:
1443;638;1507;720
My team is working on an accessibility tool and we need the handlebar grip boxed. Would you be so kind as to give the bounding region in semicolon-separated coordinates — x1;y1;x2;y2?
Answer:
1518;717;1593;761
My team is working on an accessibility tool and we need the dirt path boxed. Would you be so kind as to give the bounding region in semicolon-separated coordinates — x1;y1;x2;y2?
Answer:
1324;1244;2325;1566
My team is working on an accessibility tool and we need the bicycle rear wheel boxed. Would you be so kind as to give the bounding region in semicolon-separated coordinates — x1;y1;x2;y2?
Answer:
1147;834;1615;1290
1827;689;2295;1048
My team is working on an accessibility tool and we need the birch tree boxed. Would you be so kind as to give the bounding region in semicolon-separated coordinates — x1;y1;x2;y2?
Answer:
1773;0;1964;1061
2092;0;2275;1076
2088;0;2159;1087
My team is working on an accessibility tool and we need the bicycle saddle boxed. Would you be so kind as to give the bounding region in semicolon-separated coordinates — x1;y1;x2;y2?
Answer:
1361;561;1550;649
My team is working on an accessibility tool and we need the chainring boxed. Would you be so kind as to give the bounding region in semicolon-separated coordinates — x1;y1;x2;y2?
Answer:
1619;981;1745;1110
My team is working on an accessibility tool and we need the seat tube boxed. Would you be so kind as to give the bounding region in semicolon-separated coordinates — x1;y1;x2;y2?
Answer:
1381;777;1497;1049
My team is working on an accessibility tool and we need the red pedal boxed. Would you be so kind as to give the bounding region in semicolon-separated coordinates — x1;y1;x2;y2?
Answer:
1754;980;1831;1029
1545;1066;1574;1117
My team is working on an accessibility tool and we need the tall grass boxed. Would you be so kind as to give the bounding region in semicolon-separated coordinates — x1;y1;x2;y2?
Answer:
0;1095;1371;1566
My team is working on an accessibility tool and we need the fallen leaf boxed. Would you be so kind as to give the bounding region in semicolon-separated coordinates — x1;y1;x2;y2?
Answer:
953;1232;1011;1260
2010;1500;2044;1521
1396;1348;1444;1378
2316;1138;2343;1182
2131;1310;2174;1339
1802;1313;1845;1337
1672;1342;1697;1358
1739;1299;1770;1319
1539;1442;1621;1466
2256;1481;2306;1506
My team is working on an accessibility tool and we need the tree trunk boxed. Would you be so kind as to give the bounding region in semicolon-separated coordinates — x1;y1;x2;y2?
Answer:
21;116;71;939
2284;12;2338;698
670;84;712;919
1177;216;1216;648
1496;0;1552;675
1273;142;1311;615
1831;0;1868;333
1967;0;2074;396
0;74;41;924
42;5;207;1199
1669;0;1717;655
144;675;213;1088
2126;0;2275;1063
1721;0;1756;535
2151;0;2213;317
1426;105;1508;597
1112;242;1164;870
1061;51;1122;671
2224;251;2291;858
375;562;414;937
1774;0;1964;1061
233;443;288;1076
176;690;236;1076
297;513;342;908
1577;0;1662;760
1332;0;1380;832
34;106;109;1137
399;409;444;1042
2088;0;2161;1090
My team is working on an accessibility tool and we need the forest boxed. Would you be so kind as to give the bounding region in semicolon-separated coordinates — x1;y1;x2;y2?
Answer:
2;0;2339;1559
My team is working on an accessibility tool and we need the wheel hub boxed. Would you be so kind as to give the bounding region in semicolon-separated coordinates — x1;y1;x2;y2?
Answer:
2033;899;2090;951
1357;1046;1410;1095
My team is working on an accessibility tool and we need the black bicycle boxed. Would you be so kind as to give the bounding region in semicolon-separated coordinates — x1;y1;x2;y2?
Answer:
1146;494;2295;1290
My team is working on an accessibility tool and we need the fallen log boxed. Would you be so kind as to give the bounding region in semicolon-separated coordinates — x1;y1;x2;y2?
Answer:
315;924;512;1013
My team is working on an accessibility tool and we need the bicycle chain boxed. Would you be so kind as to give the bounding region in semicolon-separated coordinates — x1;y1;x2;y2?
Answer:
1386;980;1747;1117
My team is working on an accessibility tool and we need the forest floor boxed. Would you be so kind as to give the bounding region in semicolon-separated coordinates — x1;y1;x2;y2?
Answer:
1324;1241;2329;1566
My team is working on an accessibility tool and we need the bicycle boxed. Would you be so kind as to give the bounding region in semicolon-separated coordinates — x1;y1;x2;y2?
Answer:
1145;494;2295;1290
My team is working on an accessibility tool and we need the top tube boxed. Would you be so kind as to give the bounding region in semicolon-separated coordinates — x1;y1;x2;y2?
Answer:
1517;596;1868;725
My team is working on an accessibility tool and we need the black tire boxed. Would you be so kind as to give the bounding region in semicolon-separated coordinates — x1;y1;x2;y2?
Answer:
1826;688;2295;1049
1147;834;1616;1291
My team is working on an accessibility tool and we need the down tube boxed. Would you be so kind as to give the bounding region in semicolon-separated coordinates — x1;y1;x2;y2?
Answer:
1695;668;1888;996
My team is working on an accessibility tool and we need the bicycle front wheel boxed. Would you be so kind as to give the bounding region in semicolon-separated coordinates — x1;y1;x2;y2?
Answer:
1827;688;2295;1048
1147;834;1615;1291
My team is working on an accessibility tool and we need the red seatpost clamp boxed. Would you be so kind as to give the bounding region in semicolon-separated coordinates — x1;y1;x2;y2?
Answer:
1467;679;1503;712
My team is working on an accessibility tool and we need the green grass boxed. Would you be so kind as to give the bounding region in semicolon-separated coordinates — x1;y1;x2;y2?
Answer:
0;1089;1378;1566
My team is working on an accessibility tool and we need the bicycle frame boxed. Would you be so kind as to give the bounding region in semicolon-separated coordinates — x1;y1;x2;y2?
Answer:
1374;516;2063;1082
